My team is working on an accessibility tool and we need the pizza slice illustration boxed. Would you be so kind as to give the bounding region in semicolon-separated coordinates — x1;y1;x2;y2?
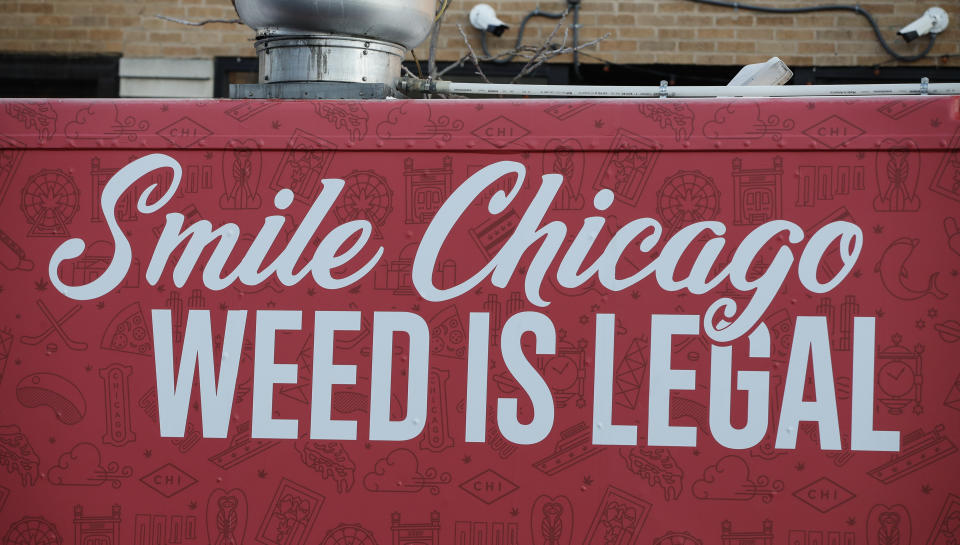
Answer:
429;305;466;360
101;302;152;356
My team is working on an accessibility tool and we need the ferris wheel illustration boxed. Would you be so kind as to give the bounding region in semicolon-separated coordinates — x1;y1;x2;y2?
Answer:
656;170;720;234
653;532;702;545
3;516;62;545
21;169;79;237
320;524;379;545
334;170;393;238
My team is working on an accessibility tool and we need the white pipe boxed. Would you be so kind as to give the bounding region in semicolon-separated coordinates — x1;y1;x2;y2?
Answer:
404;78;960;97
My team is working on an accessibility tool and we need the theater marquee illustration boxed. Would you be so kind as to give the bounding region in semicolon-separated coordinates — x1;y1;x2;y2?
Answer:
1;96;960;545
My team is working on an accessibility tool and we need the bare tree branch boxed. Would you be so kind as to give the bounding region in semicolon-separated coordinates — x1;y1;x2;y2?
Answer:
413;4;610;95
155;15;241;26
436;55;470;78
510;9;570;84
550;34;609;57
427;22;442;79
427;0;450;80
456;24;491;84
511;32;609;84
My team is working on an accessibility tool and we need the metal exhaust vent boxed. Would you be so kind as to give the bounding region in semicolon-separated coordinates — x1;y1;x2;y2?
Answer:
232;0;434;98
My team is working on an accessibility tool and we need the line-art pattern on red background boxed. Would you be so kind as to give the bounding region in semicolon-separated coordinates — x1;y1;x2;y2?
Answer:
0;96;959;545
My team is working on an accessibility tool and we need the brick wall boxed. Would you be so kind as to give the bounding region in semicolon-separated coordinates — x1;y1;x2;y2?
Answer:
0;0;254;58
416;1;960;67
2;0;958;68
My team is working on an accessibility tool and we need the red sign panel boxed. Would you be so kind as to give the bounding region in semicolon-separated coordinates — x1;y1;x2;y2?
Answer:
1;96;960;545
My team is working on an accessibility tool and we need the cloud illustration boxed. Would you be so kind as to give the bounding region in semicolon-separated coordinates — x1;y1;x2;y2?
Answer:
63;104;148;141
361;448;452;495
375;104;462;141
702;103;766;140
692;455;758;501
47;442;105;486
363;448;422;493
47;442;132;487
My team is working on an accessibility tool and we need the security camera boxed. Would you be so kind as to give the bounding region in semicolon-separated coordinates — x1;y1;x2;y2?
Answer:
898;7;949;42
470;4;509;37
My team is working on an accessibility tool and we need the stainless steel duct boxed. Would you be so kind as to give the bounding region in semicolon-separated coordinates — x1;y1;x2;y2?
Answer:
233;0;434;87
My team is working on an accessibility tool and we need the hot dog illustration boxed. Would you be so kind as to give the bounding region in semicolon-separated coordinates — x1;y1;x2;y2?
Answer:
16;373;86;425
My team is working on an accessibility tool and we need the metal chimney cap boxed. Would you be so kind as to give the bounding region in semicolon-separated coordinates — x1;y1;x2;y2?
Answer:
234;0;435;50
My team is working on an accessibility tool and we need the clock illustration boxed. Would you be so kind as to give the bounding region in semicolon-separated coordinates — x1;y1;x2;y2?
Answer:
876;334;923;415
544;355;578;389
538;332;587;408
